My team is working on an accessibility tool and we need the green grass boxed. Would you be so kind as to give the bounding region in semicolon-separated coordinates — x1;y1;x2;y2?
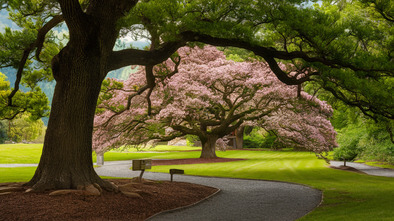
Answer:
0;144;43;164
0;144;200;164
0;167;36;183
1;144;393;220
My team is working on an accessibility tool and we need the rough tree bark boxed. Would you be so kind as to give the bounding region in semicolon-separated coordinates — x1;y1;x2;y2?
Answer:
235;126;244;149
25;43;115;191
25;0;138;191
199;135;218;159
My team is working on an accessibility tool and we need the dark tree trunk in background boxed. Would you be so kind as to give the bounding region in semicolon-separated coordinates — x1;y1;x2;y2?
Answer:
200;135;218;159
235;126;244;149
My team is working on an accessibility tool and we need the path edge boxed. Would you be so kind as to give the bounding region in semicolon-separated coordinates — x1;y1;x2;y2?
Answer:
145;187;221;220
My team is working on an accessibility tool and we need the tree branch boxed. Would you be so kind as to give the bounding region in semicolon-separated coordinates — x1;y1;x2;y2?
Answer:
7;15;64;107
179;31;391;84
35;15;64;62
107;41;186;72
57;0;86;35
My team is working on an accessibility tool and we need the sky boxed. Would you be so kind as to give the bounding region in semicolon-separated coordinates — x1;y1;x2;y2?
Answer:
0;10;18;31
0;9;149;48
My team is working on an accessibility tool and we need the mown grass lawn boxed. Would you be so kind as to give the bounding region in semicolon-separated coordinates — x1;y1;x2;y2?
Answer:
0;144;43;164
0;144;201;164
1;144;393;220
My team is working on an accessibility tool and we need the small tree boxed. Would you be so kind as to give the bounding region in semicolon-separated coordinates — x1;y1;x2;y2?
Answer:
0;72;49;121
94;46;337;158
8;113;45;143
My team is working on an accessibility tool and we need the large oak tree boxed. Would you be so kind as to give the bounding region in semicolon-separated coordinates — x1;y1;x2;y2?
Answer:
0;0;392;191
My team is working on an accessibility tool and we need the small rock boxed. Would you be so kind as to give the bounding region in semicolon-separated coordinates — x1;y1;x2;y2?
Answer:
84;185;101;196
93;183;103;193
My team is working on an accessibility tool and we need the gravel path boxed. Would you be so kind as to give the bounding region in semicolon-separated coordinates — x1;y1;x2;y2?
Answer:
95;160;322;221
330;161;394;177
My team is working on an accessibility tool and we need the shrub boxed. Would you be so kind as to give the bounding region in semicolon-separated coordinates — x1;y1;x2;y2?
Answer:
333;145;359;162
243;128;282;149
185;134;200;146
334;119;394;165
243;128;265;148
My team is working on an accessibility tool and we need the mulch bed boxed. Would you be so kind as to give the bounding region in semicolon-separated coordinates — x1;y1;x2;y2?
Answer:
0;179;218;221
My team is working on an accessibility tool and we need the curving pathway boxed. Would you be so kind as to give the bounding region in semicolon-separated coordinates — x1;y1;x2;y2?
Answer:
95;160;322;221
330;161;394;177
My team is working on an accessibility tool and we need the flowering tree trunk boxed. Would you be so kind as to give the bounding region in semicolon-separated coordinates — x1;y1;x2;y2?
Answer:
235;126;245;149
200;135;218;159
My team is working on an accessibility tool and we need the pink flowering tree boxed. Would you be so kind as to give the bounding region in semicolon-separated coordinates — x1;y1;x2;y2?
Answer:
93;46;337;159
259;92;337;153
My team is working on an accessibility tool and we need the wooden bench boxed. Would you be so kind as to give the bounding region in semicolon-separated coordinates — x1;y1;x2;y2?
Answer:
169;169;184;182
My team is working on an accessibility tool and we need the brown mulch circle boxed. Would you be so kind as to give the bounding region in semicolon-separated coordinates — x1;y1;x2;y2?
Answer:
152;157;245;166
0;179;218;221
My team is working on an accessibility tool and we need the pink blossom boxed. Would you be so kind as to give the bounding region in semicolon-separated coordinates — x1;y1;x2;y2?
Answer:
93;46;337;153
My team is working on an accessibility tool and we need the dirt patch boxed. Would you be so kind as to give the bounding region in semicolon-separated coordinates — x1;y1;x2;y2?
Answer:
152;157;244;166
0;179;218;221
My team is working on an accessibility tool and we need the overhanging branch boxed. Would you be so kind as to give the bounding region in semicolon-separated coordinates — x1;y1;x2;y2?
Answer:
7;15;64;107
179;31;391;84
107;41;186;72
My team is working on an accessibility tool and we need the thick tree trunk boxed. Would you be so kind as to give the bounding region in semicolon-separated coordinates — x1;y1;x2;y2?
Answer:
235;126;244;149
200;135;218;159
25;45;115;192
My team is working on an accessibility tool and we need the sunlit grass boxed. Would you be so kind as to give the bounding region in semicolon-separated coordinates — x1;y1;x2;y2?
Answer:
0;144;43;164
0;144;200;164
